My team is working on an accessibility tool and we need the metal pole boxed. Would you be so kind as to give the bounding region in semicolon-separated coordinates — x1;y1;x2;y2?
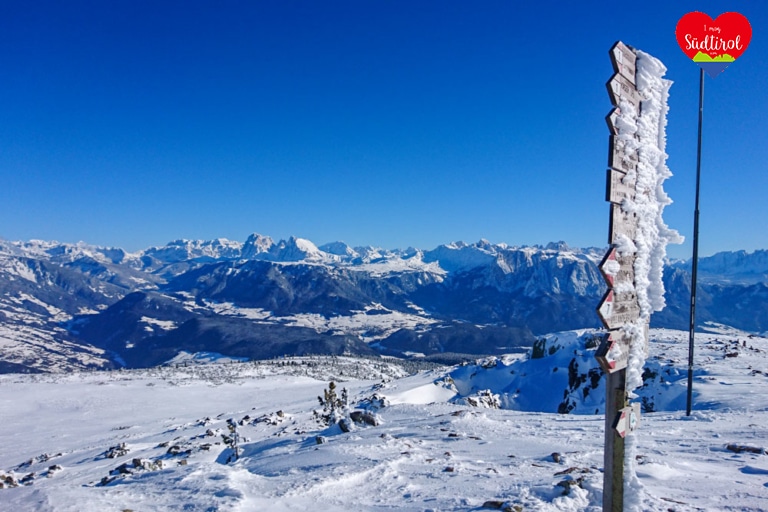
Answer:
686;68;705;416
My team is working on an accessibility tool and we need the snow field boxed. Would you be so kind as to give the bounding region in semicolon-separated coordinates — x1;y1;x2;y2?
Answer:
2;330;768;510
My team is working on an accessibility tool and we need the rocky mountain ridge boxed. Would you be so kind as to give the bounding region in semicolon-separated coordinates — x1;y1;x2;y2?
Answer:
1;234;766;373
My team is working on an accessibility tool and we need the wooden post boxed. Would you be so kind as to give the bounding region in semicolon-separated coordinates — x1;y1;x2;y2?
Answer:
600;41;639;512
603;368;627;511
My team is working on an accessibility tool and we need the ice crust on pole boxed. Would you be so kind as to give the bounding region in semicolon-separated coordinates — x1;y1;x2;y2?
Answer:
619;49;683;511
627;51;683;392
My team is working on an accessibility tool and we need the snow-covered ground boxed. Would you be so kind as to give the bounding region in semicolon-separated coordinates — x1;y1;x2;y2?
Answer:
2;329;768;511
200;300;440;343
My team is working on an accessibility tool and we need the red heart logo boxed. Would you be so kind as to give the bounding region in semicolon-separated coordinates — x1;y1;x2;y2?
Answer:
675;12;752;77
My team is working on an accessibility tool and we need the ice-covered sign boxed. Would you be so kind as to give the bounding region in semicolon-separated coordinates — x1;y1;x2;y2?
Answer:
599;247;634;288
613;403;641;438
605;108;621;136
606;168;636;204
609;204;638;244
599;40;681;512
606;74;640;111
610;41;637;84
595;330;630;373
608;135;638;174
597;289;640;330
601;42;643;333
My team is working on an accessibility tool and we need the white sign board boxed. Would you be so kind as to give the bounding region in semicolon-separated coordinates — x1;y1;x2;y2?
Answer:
610;41;637;85
613;402;641;438
609;204;638;244
606;74;641;112
595;330;631;373
597;288;640;330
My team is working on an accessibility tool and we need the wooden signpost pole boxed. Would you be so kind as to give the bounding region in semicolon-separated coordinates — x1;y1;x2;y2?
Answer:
603;369;627;512
599;40;672;511
599;41;640;512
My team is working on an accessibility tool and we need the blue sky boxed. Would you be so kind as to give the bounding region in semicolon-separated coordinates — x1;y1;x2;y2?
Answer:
1;1;765;258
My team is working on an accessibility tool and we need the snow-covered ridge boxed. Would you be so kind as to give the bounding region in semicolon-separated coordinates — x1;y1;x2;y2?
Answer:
7;234;764;285
1;234;608;278
143;238;244;263
670;249;768;284
2;232;767;375
1;234;616;309
0;239;140;265
0;234;620;375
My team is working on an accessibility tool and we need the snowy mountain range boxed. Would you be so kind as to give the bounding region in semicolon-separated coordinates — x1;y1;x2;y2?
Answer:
1;234;767;373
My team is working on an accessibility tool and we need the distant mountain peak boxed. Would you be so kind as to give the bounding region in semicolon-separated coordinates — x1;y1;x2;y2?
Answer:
545;241;570;252
319;241;359;259
268;236;319;261
242;233;275;258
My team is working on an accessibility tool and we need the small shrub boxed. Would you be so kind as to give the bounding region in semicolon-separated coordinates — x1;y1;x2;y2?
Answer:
314;381;349;426
222;418;240;462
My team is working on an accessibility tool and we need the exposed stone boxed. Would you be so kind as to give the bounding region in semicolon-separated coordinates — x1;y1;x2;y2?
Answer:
99;475;119;486
104;443;129;459
2;473;19;488
167;445;191;457
350;410;380;426
358;393;390;412
112;463;133;475
554;466;591;476
556;475;586;495
726;443;765;454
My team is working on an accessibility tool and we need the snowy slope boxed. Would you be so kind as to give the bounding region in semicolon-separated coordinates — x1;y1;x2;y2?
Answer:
2;329;768;511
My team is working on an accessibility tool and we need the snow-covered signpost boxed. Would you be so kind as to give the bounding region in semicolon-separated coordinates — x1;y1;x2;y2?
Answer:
597;41;681;512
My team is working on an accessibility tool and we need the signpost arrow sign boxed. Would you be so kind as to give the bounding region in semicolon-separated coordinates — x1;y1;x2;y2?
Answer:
610;41;637;85
608;135;638;173
606;108;622;136
606;73;641;112
599;247;635;288
609;204;638;244
598;288;640;330
600;40;651;512
606;168;637;204
613;402;641;438
596;330;631;374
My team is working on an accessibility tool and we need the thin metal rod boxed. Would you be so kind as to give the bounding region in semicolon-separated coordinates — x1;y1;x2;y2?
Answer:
686;68;705;416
